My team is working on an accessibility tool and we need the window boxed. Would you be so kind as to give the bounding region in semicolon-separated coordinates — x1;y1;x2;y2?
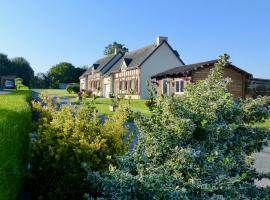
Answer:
120;80;127;91
130;79;135;90
175;80;184;93
162;80;169;95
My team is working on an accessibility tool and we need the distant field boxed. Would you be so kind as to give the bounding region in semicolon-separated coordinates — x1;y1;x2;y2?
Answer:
0;90;32;200
32;89;150;116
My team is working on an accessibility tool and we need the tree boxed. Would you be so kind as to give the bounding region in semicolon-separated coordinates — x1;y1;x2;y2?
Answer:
104;42;128;56
0;53;11;75
47;62;86;88
11;57;34;86
32;73;50;88
0;54;34;86
86;54;270;199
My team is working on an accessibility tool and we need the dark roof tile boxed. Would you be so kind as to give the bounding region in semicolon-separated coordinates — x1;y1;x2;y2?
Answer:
151;59;252;79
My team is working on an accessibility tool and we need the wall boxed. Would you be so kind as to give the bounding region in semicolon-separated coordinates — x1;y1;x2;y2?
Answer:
140;42;184;99
192;66;247;98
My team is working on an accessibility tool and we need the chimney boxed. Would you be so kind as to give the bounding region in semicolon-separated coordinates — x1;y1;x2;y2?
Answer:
114;48;119;55
156;36;168;46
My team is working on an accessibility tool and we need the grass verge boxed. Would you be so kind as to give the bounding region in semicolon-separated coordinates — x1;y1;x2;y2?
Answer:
0;90;32;200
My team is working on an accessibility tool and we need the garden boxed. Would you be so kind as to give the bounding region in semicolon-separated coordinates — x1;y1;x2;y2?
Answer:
26;55;270;199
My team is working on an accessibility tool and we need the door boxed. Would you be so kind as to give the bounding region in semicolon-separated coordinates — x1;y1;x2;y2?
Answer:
104;84;110;98
162;80;170;96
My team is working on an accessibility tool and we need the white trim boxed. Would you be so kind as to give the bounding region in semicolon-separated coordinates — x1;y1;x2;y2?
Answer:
162;79;170;95
174;78;185;94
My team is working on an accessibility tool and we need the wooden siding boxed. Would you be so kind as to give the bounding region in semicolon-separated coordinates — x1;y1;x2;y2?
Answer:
191;66;247;98
114;69;140;96
87;72;103;93
250;78;270;97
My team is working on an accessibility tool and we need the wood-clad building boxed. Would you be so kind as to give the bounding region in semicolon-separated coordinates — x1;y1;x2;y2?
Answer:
152;60;252;98
250;78;270;98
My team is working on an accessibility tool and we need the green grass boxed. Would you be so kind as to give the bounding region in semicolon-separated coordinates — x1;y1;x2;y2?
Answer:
94;98;150;116
0;90;32;200
32;89;150;116
32;89;77;98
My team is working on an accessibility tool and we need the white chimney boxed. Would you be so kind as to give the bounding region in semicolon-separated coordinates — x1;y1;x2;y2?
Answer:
114;48;119;55
156;36;168;46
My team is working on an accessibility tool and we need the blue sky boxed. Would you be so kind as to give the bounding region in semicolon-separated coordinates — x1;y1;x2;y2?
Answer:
0;0;269;78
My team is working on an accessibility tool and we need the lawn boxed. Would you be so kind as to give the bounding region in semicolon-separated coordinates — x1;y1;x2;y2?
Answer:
32;89;78;98
32;89;150;116
0;90;32;200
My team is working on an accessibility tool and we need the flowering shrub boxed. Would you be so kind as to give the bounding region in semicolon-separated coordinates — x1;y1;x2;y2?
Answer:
86;54;270;199
28;95;130;200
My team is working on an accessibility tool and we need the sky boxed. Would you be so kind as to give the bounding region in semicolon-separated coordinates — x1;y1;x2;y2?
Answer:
0;0;269;78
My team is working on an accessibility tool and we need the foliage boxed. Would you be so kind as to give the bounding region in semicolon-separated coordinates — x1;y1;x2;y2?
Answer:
0;53;34;86
28;95;131;200
15;78;29;90
47;62;85;88
86;54;270;199
0;90;32;200
66;83;80;94
104;42;128;55
32;72;50;88
110;97;120;107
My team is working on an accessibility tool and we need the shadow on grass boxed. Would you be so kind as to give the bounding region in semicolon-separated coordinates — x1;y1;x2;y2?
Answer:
0;107;31;200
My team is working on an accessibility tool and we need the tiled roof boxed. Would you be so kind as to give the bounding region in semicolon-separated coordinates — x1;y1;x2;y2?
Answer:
80;54;117;78
151;59;252;79
108;44;157;73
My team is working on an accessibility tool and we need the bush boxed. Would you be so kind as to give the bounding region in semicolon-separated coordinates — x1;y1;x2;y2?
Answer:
15;78;29;90
66;83;80;94
144;99;155;108
83;90;93;98
28;95;131;200
85;54;270;199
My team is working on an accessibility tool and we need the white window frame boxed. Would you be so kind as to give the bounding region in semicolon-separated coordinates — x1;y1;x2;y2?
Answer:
175;79;185;94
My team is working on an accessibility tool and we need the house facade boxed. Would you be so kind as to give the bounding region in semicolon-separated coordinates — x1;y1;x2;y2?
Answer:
79;51;122;97
151;60;252;98
80;36;185;99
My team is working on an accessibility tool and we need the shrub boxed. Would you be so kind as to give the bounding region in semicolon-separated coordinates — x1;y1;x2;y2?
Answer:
83;90;93;98
86;54;270;199
15;78;29;90
66;83;80;94
28;95;131;200
144;99;155;108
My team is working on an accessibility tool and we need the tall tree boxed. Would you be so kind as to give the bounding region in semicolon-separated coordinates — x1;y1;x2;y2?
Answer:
104;42;128;56
47;62;86;88
11;57;34;86
0;54;34;86
0;53;11;75
32;73;50;89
